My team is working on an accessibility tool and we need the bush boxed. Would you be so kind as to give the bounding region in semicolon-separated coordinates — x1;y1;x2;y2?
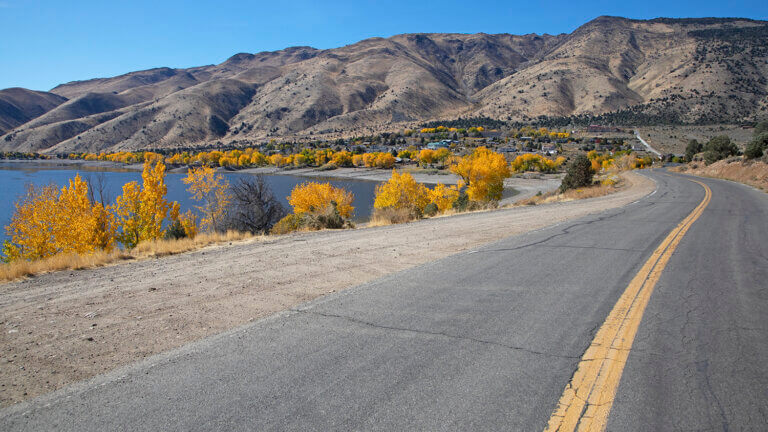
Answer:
452;192;470;212
423;202;439;217
288;182;354;219
755;120;768;136
304;201;352;230
373;170;429;216
164;220;187;240
744;133;768;160
271;214;304;235
560;155;594;192
685;139;702;162
703;135;739;164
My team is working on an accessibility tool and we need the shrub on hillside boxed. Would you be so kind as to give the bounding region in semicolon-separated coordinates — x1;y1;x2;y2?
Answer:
560;155;595;192
755;120;768;136
745;133;768;160
702;135;739;164
685;139;703;162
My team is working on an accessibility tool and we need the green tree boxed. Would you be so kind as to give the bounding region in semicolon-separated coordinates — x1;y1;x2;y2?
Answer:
744;133;768;160
702;136;739;164
560;155;594;192
754;120;768;137
684;139;702;162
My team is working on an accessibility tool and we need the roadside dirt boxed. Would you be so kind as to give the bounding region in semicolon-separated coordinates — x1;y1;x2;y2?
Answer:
0;172;654;407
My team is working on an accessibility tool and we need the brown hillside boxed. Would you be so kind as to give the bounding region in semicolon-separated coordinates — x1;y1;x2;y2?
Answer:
1;16;767;153
0;88;67;136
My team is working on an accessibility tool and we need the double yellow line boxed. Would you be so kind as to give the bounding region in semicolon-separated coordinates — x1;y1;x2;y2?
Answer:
544;178;712;432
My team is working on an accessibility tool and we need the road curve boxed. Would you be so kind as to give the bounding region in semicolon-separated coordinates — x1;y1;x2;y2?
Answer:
1;170;766;431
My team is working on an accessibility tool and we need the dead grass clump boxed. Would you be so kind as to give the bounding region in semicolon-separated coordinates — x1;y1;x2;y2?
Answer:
0;231;256;283
368;207;417;227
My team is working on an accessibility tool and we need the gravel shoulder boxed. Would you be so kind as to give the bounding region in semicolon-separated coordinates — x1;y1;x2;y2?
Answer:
0;171;654;407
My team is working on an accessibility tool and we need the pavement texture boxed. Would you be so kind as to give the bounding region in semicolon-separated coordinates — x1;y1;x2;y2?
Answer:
1;170;766;431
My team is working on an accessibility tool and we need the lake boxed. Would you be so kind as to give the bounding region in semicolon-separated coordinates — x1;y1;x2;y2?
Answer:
0;161;381;243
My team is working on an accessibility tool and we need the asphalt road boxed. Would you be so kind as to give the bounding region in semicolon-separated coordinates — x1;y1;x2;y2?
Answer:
2;170;766;431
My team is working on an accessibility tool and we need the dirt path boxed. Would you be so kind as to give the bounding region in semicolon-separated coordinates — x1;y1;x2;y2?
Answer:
0;172;654;407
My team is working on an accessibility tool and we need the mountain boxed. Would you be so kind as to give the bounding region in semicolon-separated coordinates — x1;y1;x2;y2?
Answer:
0;88;67;136
2;16;767;153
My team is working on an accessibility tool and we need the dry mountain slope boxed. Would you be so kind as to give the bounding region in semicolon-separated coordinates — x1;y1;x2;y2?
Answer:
0;88;67;136
1;16;767;153
476;17;768;122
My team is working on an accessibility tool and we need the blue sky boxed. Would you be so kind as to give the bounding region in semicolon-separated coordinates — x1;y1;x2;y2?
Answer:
1;0;767;91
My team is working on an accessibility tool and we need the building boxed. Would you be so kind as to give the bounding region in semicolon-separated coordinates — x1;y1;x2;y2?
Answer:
426;140;453;150
541;145;558;155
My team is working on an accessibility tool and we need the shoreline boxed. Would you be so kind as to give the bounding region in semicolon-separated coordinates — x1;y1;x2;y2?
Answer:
0;159;563;205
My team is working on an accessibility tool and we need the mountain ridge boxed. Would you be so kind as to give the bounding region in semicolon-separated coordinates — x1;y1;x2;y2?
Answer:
2;16;767;153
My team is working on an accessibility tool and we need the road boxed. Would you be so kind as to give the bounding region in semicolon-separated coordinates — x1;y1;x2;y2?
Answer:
634;130;663;159
2;170;766;431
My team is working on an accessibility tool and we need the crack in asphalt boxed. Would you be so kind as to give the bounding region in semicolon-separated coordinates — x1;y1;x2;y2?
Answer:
476;207;631;254
293;309;582;360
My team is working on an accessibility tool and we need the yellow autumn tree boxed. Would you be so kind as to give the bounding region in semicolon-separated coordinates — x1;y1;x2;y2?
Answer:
373;170;430;213
288;182;354;219
168;201;198;239
3;184;61;261
330;151;353;167
449;147;510;202
418;149;436;166
55;175;117;253
428;183;460;212
3;176;116;261
114;161;174;248
182;166;231;232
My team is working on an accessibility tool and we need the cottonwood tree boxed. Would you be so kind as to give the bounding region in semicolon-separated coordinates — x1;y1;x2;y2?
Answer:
449;147;511;202
3;176;116;261
183;166;231;232
114;161;173;248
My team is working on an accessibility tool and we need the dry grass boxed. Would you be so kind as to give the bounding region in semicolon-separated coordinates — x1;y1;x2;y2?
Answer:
368;207;417;227
673;159;768;192
0;231;258;283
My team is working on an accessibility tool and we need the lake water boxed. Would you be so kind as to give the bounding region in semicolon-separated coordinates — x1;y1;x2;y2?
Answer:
0;161;381;243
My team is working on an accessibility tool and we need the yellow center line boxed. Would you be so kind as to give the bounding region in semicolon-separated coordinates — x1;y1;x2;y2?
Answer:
544;177;712;432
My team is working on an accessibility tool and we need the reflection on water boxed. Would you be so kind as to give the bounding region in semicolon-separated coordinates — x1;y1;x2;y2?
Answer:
0;162;380;242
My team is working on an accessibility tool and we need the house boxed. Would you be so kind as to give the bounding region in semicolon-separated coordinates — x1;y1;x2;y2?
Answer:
427;140;452;150
541;145;558;155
